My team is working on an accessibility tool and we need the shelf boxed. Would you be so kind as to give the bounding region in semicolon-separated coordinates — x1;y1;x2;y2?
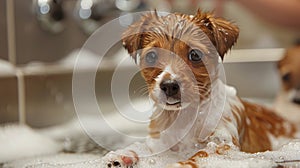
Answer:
0;48;285;77
224;48;284;63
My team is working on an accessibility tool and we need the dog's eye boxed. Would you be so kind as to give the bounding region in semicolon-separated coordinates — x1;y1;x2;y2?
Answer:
188;49;203;63
282;72;291;82
145;51;158;65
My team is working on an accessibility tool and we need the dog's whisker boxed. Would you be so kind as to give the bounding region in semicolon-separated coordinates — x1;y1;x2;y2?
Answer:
140;91;150;97
134;85;149;94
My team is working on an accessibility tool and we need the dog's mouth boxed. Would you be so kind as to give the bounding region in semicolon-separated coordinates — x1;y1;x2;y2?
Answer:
164;101;182;110
157;97;182;110
162;98;191;110
166;98;181;106
166;101;181;105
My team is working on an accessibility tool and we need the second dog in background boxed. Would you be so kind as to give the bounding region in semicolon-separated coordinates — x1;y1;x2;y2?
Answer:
275;45;300;125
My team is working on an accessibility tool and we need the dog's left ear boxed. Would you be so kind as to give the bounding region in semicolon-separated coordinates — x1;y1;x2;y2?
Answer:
194;10;239;59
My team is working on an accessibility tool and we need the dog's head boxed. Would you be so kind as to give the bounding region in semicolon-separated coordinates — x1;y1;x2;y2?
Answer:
122;10;239;110
278;45;300;105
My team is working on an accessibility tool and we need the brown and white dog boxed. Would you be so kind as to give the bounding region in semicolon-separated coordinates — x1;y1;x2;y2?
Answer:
103;10;297;168
274;45;300;125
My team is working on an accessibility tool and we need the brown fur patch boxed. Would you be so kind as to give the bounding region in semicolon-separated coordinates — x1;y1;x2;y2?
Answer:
278;45;300;91
236;101;296;153
178;161;198;168
190;150;209;159
177;10;239;59
216;144;231;154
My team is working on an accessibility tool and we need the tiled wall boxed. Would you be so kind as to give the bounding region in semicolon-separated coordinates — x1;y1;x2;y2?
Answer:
0;0;142;127
0;0;88;126
0;76;19;123
0;0;8;61
13;0;87;64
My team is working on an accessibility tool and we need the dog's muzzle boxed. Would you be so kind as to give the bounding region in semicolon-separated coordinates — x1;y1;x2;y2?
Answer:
292;88;300;105
159;80;181;105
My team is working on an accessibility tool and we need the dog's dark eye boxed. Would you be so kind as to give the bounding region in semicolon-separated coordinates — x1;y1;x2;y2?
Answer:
282;72;291;82
188;49;203;63
145;51;158;65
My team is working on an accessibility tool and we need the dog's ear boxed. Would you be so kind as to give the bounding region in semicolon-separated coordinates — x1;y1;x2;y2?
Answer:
194;10;239;59
122;13;155;63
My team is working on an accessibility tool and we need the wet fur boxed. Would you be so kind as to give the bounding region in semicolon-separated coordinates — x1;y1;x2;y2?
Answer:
120;10;296;167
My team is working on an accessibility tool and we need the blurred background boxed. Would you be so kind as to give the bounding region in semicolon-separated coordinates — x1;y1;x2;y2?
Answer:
0;0;299;127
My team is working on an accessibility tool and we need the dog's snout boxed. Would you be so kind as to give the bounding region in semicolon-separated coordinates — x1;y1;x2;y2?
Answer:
160;80;179;97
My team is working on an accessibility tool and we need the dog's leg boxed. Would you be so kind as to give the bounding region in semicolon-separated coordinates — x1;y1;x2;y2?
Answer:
101;141;153;168
166;120;240;168
102;149;139;168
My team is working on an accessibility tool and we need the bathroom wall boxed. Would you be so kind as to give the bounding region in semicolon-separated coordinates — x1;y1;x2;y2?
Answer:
0;0;88;126
13;0;87;64
0;0;8;61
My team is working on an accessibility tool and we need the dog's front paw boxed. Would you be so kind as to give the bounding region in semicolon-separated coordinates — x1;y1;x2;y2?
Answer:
102;150;139;168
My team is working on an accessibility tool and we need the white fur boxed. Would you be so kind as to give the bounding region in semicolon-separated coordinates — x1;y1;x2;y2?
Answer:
0;124;62;163
154;65;176;85
152;80;244;155
274;89;300;124
164;65;176;78
153;65;180;109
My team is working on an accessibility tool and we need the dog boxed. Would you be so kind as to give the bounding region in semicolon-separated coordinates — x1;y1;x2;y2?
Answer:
274;45;300;125
102;10;297;168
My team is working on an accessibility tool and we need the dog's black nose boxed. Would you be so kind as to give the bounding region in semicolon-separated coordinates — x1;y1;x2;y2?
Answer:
293;98;300;105
160;80;179;97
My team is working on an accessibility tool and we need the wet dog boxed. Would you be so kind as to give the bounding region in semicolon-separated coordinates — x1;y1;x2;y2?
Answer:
275;45;300;125
103;10;297;168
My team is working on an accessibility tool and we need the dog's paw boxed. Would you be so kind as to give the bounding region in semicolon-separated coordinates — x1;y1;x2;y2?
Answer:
102;150;139;168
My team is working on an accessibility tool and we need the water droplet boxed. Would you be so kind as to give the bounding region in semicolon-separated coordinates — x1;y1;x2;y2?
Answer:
88;160;95;164
279;156;284;160
149;159;156;164
194;143;202;148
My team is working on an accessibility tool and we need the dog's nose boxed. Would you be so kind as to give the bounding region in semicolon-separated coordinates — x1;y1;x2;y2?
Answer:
160;80;179;97
293;98;300;105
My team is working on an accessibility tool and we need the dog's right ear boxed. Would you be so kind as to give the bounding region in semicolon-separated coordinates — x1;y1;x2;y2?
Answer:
122;13;154;63
194;10;239;60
